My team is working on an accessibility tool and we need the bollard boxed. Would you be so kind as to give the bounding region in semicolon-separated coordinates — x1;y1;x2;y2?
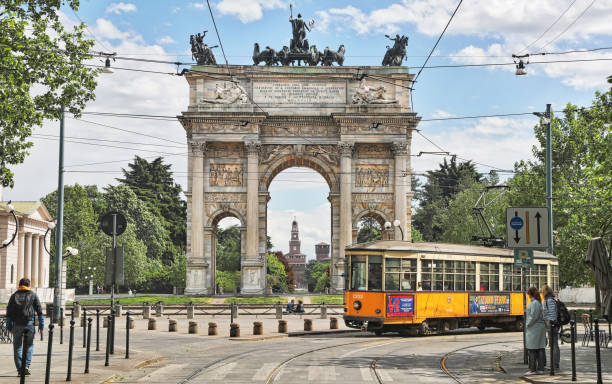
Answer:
208;322;218;336
19;328;29;384
594;319;602;384
85;318;92;373
230;322;240;337
70;307;74;320
82;308;87;348
104;316;111;367
96;309;100;351
45;324;54;384
67;320;75;381
156;302;163;317
110;314;115;355
253;321;263;335
143;305;151;319
549;326;555;376
148;318;157;330
570;320;576;382
278;320;287;333
189;321;198;334
126;312;131;359
304;318;313;331
168;319;178;332
276;304;283;319
73;303;81;319
115;303;122;318
320;303;327;319
60;307;64;345
187;305;195;319
330;317;338;329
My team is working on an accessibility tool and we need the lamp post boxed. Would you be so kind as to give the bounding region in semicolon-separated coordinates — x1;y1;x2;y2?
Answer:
393;219;404;241
44;226;78;324
384;221;392;240
1;202;18;249
86;266;96;295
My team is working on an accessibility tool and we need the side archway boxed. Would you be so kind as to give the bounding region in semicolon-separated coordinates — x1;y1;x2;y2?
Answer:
206;209;246;295
352;209;392;244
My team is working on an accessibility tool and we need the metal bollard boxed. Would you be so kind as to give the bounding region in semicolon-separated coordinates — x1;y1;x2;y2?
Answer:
320;303;327;319
19;328;29;384
82;308;87;348
85;318;92;373
60;307;64;344
67;320;75;381
549;326;555;376
594;319;602;384
570;320;576;382
148;318;157;330
45;324;54;384
304;318;313;331
187;305;195;319
253;321;263;335
189;321;198;334
230;323;240;337
110;313;115;355
208;322;218;336
276;304;283;319
126;312;131;359
278;320;287;333
104;316;111;367
96;309;100;351
330;317;338;329
169;319;178;332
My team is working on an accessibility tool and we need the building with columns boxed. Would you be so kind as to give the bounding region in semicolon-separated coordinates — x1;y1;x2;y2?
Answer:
284;219;307;290
0;201;55;302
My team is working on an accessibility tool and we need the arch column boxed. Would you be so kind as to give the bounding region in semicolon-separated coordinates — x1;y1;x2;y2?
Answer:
336;142;354;292
23;233;32;281
31;235;39;287
242;141;264;294
392;141;409;240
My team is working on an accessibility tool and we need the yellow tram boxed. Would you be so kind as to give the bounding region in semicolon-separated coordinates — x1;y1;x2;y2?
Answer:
343;241;558;335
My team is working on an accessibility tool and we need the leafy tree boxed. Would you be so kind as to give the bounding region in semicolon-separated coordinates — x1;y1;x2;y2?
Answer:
357;216;381;243
216;225;241;271
1;0;98;187
117;156;186;247
266;253;289;293
216;270;240;293
273;251;295;291
305;260;330;292
168;253;186;288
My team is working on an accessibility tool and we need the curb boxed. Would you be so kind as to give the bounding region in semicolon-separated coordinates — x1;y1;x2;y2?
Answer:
229;334;289;342
288;329;359;337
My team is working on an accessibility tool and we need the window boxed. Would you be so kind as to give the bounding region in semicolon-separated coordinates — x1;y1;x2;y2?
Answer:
479;262;499;291
454;261;466;290
527;264;547;289
421;260;444;291
421;259;432;291
350;255;366;290
503;263;523;291
466;262;476;291
551;265;559;292
401;258;417;290
385;258;400;290
368;256;382;291
293;246;296;251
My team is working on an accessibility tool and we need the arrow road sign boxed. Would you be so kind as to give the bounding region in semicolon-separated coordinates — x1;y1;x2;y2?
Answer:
506;207;549;249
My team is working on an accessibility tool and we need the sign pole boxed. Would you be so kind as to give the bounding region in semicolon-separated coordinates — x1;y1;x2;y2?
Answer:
544;103;553;255
111;214;117;355
522;266;527;365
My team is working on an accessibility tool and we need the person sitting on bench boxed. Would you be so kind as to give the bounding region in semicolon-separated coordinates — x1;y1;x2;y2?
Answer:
285;299;296;314
295;300;305;313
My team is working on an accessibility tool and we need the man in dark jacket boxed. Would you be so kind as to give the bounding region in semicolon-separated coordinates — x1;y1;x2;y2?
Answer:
6;278;44;376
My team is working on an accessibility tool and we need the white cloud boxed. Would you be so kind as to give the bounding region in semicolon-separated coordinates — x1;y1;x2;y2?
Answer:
431;109;455;119
215;0;285;23
157;36;176;45
105;2;137;15
190;3;205;10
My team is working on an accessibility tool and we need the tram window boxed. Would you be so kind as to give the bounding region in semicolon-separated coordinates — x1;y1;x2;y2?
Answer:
350;255;367;291
466;262;476;291
385;273;400;291
401;258;416;290
401;258;417;271
421;260;433;291
386;258;400;272
454;261;465;290
433;261;443;291
443;261;454;291
368;256;382;291
480;262;499;291
503;264;513;291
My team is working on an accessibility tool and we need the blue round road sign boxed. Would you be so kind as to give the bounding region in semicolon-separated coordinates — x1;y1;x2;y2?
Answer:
510;216;524;230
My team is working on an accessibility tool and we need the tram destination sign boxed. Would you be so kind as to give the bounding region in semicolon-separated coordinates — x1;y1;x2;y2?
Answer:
506;207;549;249
387;294;414;317
469;294;510;315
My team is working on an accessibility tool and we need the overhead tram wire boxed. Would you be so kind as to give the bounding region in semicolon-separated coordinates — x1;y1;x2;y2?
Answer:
32;133;185;149
517;0;578;54
540;0;598;51
205;0;232;80
68;117;185;145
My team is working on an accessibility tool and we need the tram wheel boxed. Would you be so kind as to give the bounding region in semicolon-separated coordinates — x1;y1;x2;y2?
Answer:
374;330;383;336
477;324;486;331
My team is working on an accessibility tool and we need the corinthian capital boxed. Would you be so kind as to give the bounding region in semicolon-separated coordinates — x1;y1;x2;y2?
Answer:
391;141;409;156
190;141;207;156
337;142;354;157
245;140;261;157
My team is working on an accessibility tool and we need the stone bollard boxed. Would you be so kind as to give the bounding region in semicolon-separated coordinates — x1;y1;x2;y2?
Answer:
189;321;198;334
208;322;218;336
73;304;81;319
304;318;313;331
187;305;195;320
278;320;287;333
127;317;135;329
230;323;240;337
330;317;338;329
275;304;283;319
115;304;122;317
103;316;109;328
320;303;327;319
142;306;151;320
168;319;177;332
148;318;157;330
253;321;263;335
155;303;163;317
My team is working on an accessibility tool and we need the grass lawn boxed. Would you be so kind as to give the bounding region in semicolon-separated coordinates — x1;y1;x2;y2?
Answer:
76;296;213;306
224;296;301;304
311;295;344;305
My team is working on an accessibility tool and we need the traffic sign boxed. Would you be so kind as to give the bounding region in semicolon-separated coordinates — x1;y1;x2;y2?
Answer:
100;212;127;237
514;249;534;268
506;207;549;249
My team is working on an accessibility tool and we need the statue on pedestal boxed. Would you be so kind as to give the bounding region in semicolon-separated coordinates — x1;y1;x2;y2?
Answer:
382;34;408;66
190;31;218;65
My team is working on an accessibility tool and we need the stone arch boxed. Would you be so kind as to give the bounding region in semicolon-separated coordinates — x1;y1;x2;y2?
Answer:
352;209;392;243
260;154;338;192
207;209;246;295
208;208;246;228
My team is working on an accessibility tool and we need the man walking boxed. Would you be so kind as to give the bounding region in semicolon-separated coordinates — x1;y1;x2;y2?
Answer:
6;278;44;376
542;284;560;370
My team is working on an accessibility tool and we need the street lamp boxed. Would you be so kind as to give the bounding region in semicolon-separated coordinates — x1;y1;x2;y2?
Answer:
1;202;19;249
393;219;404;241
86;266;97;295
384;221;392;240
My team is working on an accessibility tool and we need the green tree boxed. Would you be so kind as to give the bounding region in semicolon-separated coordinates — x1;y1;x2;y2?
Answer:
305;260;330;292
216;225;241;271
117;156;186;247
357;216;382;243
1;0;98;187
266;253;289;293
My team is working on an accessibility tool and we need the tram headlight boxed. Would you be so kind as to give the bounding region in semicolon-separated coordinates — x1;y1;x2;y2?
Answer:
353;300;362;310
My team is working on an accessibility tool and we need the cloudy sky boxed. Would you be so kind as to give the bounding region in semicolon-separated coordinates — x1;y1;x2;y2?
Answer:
4;0;612;258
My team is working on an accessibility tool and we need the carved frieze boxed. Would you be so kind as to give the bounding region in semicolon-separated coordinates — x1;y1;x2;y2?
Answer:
305;145;339;164
260;144;293;164
208;143;244;158
338;142;354;158
391;141;409;156
355;143;391;158
193;123;255;135
205;193;247;203
261;125;338;138
355;164;389;187
352;193;393;203
210;163;243;186
351;78;398;105
201;82;249;104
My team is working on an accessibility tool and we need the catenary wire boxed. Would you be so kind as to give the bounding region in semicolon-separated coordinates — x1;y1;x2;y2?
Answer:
518;0;578;54
540;0;598;51
68;117;185;145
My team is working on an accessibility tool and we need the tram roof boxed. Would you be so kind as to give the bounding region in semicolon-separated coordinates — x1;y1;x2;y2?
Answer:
346;241;556;260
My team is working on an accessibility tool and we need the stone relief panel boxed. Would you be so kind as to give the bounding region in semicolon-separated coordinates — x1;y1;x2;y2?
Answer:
305;145;339;165
351;79;398;105
260;144;293;164
355;143;391;158
193;123;256;135
210;163;243;186
355;164;389;187
201;82;249;104
261;125;338;138
208;143;245;158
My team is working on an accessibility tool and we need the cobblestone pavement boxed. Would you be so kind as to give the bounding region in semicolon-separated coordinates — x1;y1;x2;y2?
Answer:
0;316;609;383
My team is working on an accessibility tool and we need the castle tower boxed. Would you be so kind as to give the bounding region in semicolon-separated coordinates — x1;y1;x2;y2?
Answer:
284;218;307;290
289;218;301;254
315;242;330;263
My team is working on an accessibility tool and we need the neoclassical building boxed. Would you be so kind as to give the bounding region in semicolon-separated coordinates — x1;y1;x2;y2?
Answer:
0;200;55;302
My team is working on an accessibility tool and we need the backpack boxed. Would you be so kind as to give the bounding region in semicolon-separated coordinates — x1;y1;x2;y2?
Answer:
12;291;34;325
555;299;570;326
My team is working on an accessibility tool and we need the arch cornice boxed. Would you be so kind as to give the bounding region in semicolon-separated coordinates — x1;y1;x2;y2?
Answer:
260;153;339;192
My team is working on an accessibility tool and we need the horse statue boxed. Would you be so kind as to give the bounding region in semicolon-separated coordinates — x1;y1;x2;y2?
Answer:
253;43;280;66
277;46;293;66
190;31;217;65
305;45;321;66
320;45;345;66
382;34;408;66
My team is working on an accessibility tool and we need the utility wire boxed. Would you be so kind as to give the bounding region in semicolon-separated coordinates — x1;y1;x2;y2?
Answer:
33;133;185;149
68;117;185;145
518;0;578;54
71;9;114;53
205;0;232;79
540;0;598;50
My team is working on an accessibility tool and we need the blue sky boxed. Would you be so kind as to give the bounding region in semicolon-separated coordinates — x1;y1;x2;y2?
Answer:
4;0;612;258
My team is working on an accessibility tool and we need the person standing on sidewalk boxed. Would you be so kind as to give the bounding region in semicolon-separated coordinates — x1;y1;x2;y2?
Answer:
6;278;45;376
525;286;546;375
542;284;560;370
